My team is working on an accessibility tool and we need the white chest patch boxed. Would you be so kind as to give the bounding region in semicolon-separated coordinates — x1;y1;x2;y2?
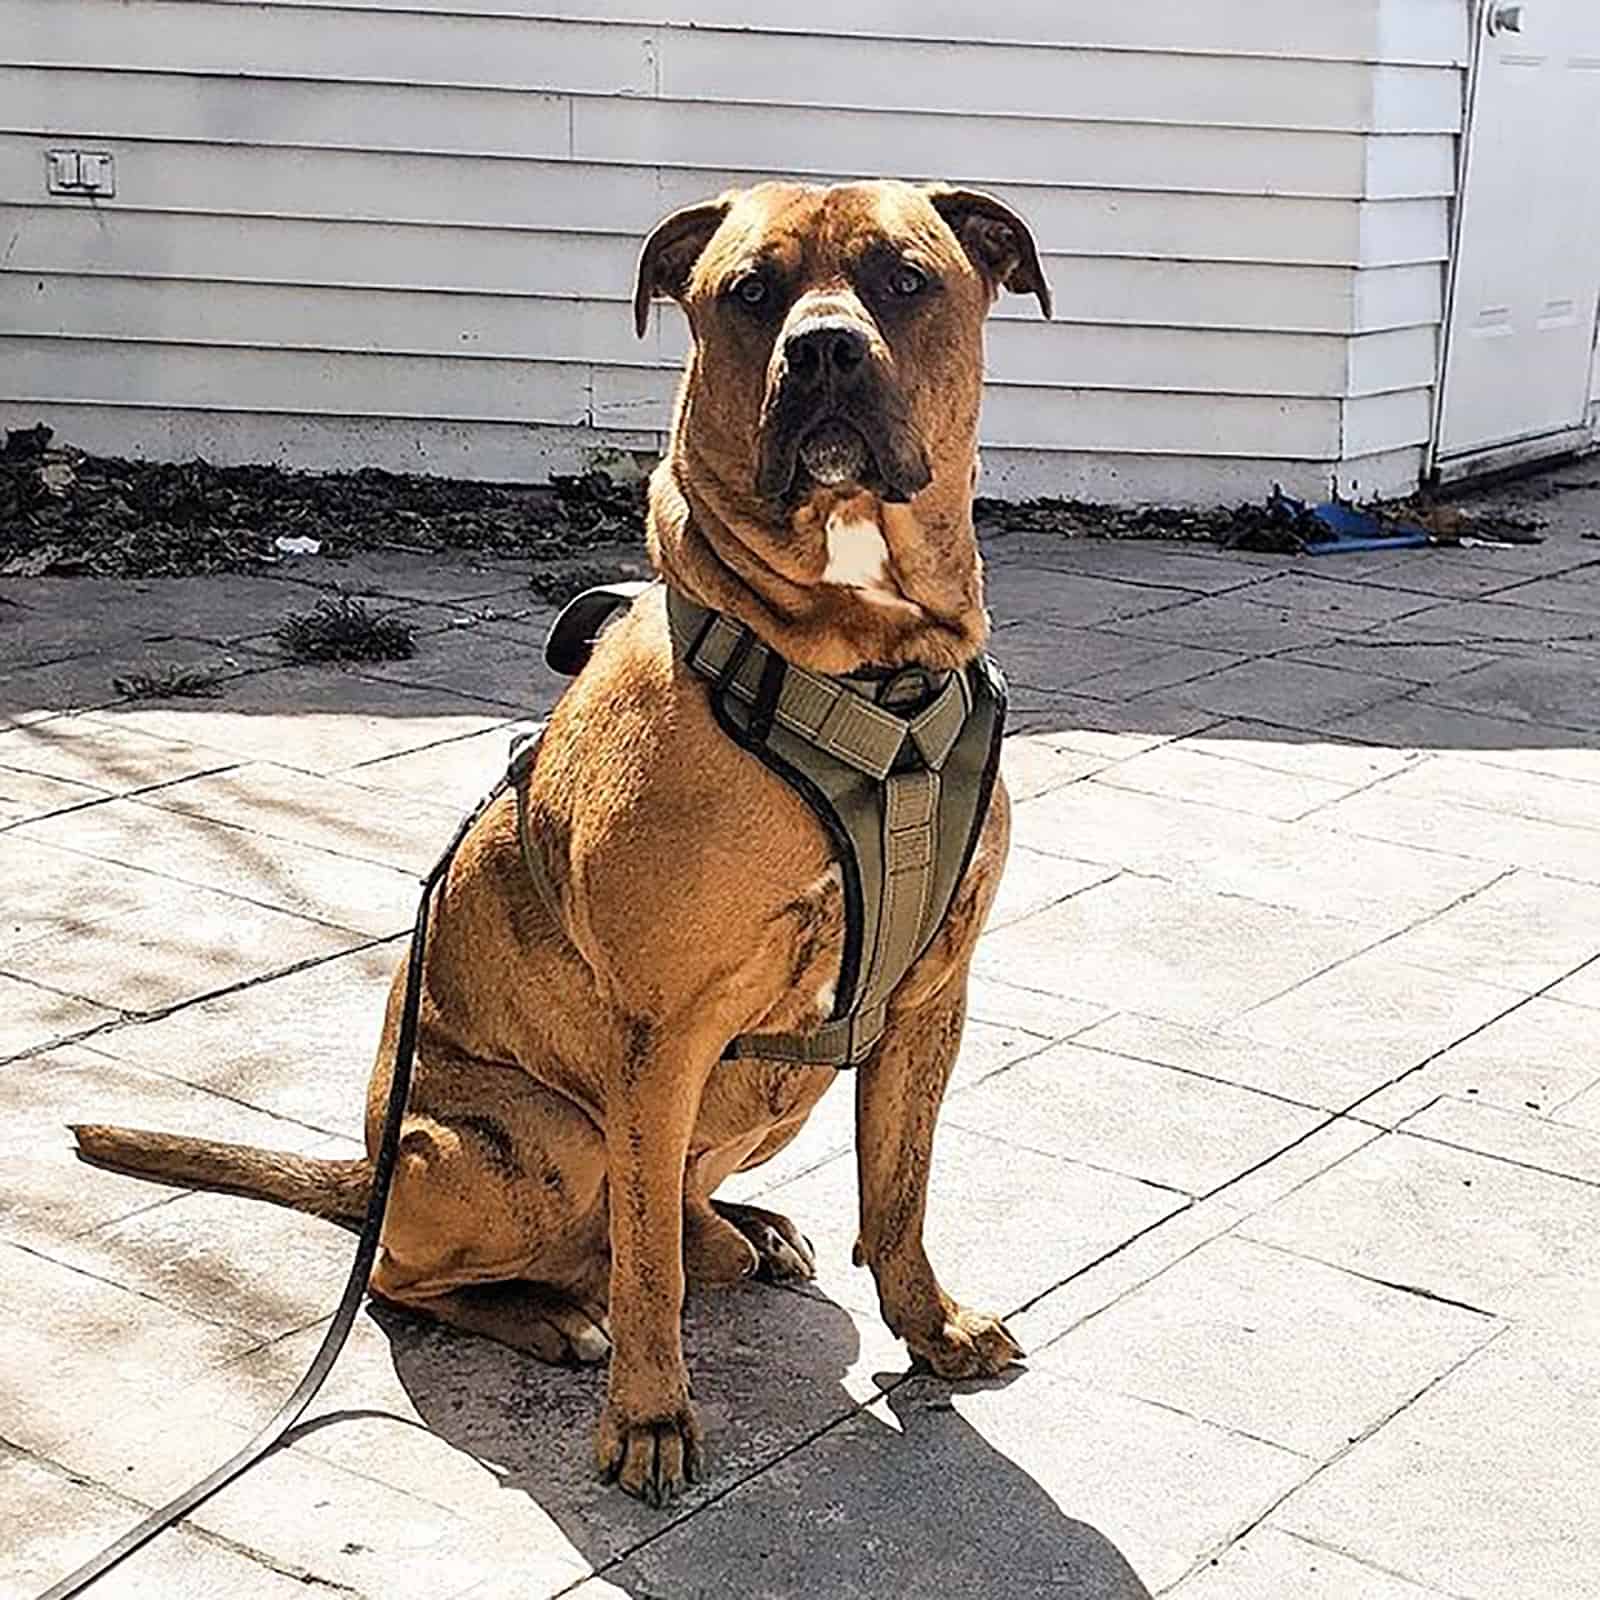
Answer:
822;513;892;591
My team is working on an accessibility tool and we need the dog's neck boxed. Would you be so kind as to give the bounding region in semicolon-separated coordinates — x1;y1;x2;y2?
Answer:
646;460;988;678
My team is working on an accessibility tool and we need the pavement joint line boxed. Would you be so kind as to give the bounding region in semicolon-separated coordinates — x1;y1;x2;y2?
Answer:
1387;1121;1600;1194
937;1117;1197;1203
1161;1320;1512;1596
1271;1526;1479;1600
983;865;1121;931
0;759;245;836
0;1435;366;1597
338;714;527;775
4;1236;263;1338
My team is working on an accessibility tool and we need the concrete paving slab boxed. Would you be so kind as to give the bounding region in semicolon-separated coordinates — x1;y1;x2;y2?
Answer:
0;972;114;1060
1372;750;1600;829
1087;740;1355;820
339;718;541;811
1168;1525;1461;1599
1332;691;1600;757
1355;996;1600;1126
999;733;1108;800
1070;642;1248;702
1105;590;1349;655
1237;1130;1600;1329
361;625;566;715
0;713;226;794
986;845;1116;929
1158;657;1406;729
1037;1233;1498;1460
0;887;367;1014
1283;634;1508;687
0;763;104;826
0;1044;334;1250
1275;1327;1595;1600
990;621;1168;691
1546;957;1600;1010
92;939;400;1138
1168;717;1420;787
974;875;1373;1030
1422;651;1600;733
84;669;511;775
1489;568;1600;618
1235;571;1441;627
1;642;268;721
15;797;420;935
601;1370;1307;1598
1399;1095;1600;1186
983;565;1188;628
965;973;1114;1039
0;1240;254;1456
944;1040;1322;1195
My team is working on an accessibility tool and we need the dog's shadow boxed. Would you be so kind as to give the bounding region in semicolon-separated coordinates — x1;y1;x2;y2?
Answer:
344;1279;1154;1598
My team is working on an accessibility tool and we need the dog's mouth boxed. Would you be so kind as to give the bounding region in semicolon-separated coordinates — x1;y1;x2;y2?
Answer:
757;410;931;507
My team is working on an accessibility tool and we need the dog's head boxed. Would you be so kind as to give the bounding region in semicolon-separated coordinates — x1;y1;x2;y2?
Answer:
634;181;1050;517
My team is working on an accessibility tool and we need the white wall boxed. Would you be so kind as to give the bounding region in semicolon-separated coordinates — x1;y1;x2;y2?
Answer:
0;1;1470;503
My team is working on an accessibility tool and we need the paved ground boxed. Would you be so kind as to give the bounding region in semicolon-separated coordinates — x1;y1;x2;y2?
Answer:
2;466;1598;1600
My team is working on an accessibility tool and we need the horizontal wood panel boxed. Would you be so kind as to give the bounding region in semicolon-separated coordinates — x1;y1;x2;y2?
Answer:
7;1;1463;131
1;336;594;425
1347;327;1438;397
6;210;1442;335
180;1;1468;67
0;138;1448;268
1343;388;1434;456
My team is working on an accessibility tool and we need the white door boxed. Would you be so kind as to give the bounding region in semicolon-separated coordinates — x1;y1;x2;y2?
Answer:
1436;0;1600;468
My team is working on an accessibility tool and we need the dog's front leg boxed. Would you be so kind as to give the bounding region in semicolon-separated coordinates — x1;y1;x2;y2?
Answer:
595;1019;713;1506
854;979;1023;1379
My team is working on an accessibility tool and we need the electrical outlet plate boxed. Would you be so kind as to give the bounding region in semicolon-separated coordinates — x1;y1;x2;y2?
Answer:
46;149;116;197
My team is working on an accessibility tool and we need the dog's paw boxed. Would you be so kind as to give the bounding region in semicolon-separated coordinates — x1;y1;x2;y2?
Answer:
711;1200;816;1283
595;1400;704;1507
907;1306;1024;1380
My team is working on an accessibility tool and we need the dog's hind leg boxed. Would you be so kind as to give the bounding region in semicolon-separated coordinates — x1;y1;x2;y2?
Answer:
367;1055;612;1366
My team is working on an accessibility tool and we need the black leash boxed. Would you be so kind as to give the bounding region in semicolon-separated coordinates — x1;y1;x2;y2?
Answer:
37;769;513;1600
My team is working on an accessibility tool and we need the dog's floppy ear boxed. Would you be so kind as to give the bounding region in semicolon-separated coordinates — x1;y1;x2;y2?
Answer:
925;186;1052;319
632;196;735;337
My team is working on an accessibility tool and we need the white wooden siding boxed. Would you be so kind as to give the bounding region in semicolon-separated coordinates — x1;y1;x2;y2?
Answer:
0;0;1469;503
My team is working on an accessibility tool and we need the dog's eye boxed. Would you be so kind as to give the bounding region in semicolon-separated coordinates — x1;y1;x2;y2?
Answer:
888;263;928;298
732;275;769;308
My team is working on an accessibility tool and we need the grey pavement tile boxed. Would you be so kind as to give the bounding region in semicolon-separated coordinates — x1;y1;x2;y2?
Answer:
1364;596;1600;648
1275;1327;1596;1600
15;797;419;936
1236;571;1440;627
1546;957;1600;1010
964;973;1113;1040
990;622;1167;692
1070;1012;1352;1113
983;565;1187;628
1016;777;1501;928
0;833;180;959
1168;1525;1462;1599
986;845;1116;930
1;1444;326;1600
1355;997;1600;1127
45;1178;376;1342
1235;950;1521;1107
0;1240;254;1455
944;1040;1322;1196
982;536;1268;594
1399;1095;1600;1186
602;1369;1307;1598
1104;591;1348;655
134;759;460;872
1377;870;1600;994
1313;781;1600;884
1175;718;1421;786
84;669;511;775
0;640;268;720
0;713;225;794
203;1282;905;1574
1038;1234;1497;1460
0;763;105;826
0;973;114;1060
1283;634;1508;687
758;1125;1184;1322
1;888;367;1014
1369;750;1600;830
1421;652;1600;733
0;1044;333;1250
1555;1074;1600;1133
1237;1131;1600;1329
273;549;534;605
92;939;400;1138
1155;658;1406;730
1087;742;1354;820
999;733;1109;802
1490;568;1600;618
1073;644;1247;703
1014;692;1216;749
1354;548;1547;599
340;718;542;811
1332;692;1600;757
974;876;1374;1030
361;626;567;715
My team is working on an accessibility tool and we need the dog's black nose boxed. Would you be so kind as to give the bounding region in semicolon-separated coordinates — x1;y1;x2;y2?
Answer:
784;321;869;388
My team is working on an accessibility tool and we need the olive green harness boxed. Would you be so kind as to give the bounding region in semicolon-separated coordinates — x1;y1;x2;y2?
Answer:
525;582;1006;1068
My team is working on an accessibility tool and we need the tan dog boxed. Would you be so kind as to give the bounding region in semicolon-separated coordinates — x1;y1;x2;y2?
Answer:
72;179;1052;1507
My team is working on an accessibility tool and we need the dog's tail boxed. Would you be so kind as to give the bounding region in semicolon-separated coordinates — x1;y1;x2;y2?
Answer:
70;1124;371;1226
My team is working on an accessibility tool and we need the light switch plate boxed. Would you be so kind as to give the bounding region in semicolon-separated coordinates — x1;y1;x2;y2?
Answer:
46;149;116;197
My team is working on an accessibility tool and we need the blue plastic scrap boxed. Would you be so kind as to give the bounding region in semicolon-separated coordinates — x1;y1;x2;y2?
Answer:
1276;491;1430;556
